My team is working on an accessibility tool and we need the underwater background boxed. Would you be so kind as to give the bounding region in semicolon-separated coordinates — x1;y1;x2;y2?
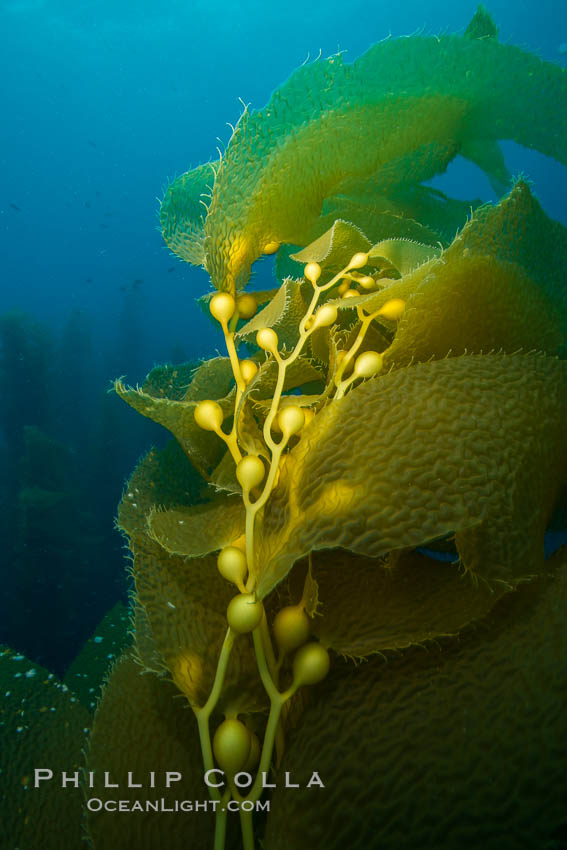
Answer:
1;0;566;679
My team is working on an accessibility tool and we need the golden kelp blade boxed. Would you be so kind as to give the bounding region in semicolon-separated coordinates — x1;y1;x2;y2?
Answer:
85;653;216;849
256;353;567;597
323;184;478;246
182;356;234;401
383;181;567;367
264;548;567;850
235;278;313;349
288;184;476;268
148;498;244;558
201;13;567;290
319;182;567;366
290;219;372;273
299;549;510;658
118;449;264;713
115;379;232;478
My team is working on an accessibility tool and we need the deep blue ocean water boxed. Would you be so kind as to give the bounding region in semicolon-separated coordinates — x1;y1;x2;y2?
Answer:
1;0;567;671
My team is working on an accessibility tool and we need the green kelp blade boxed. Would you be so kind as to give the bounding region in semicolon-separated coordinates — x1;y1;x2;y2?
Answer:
326;183;567;369
290;219;372;273
383;182;567;368
385;254;567;369
147;496;244;558
464;4;499;39
325;256;438;317
274;205;445;284
232;355;326;440
287;325;350;400
142;361;198;401
64;602;131;711
117;441;202;539
450;180;567;312
252;392;325;418
236;278;312;351
327;184;478;246
0;648;90;850
132;599;166;675
341;320;392;362
209;448;242;495
85;653;217;849
292;221;441;282
255;353;567;598
203;19;567;290
236;396;267;458
131;540;265;712
118;450;262;712
264;548;567;850
296;549;509;658
160;160;217;266
276;185;477;282
368;238;441;276
182;355;234;402
115;379;233;478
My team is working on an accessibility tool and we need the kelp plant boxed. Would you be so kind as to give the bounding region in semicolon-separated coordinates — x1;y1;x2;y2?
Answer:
111;8;567;850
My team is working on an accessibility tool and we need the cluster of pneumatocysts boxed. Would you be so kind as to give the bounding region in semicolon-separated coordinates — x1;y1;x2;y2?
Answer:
211;545;330;789
191;252;405;850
